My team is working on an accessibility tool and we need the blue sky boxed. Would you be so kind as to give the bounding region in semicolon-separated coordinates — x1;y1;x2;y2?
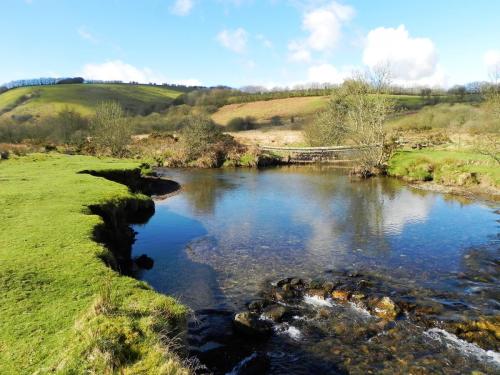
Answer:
2;0;500;88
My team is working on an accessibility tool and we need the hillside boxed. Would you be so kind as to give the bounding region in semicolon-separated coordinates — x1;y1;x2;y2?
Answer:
212;96;328;126
211;94;447;127
0;84;182;121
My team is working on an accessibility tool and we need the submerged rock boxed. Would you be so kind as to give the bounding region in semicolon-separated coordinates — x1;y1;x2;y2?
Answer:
262;304;287;322
371;296;400;320
309;278;325;289
234;312;272;338
276;277;293;287
290;277;305;287
447;316;500;351
247;299;269;313
273;289;295;302
306;289;327;300
230;352;270;375
134;254;154;269
331;290;350;302
322;281;335;293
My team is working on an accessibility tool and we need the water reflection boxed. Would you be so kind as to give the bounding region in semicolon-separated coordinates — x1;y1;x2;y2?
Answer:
133;166;498;311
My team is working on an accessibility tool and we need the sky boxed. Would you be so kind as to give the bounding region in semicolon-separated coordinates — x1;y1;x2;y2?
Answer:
1;0;500;88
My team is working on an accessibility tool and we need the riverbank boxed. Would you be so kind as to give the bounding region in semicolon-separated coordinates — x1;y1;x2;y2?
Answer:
388;149;500;200
0;154;189;374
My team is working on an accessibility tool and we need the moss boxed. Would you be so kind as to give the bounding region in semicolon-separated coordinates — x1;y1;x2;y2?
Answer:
0;154;188;374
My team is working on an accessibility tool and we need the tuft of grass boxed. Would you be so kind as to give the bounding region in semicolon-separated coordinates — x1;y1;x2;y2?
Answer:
0;154;189;374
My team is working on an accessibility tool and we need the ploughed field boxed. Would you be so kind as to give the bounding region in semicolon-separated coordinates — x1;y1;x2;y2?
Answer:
132;166;500;374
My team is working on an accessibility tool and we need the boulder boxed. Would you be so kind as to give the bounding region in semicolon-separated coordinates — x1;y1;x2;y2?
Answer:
309;278;325;289
262;305;287;322
247;299;268;313
290;278;304;287
306;289;327;300
276;278;292;287
371;296;400;320
274;289;295;302
233;312;272;338
322;281;335;293
331;290;350;302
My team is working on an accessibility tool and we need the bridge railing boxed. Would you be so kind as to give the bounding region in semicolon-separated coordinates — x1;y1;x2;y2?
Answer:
258;145;378;154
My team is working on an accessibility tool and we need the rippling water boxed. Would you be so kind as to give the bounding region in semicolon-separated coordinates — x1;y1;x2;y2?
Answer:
132;166;499;374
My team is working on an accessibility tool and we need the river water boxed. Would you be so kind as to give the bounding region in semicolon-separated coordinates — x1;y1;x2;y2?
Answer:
132;166;499;374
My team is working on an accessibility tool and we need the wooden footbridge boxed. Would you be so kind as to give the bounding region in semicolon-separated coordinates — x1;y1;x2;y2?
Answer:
258;145;375;164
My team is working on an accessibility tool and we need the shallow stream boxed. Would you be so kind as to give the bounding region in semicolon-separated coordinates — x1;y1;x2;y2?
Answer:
132;166;499;374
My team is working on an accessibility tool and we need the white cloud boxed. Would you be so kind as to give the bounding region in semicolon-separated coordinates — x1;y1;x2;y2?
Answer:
288;1;354;62
307;63;349;84
82;60;162;83
484;49;500;76
81;60;201;86
363;25;440;85
288;41;311;62
170;0;194;16
77;26;98;43
216;28;248;53
256;34;273;49
303;1;354;52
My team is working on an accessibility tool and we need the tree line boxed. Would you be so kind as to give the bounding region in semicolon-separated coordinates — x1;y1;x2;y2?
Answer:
0;77;204;94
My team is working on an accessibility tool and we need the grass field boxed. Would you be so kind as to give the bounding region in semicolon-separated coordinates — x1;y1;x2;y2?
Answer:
212;96;328;125
388;149;499;189
0;154;188;374
0;84;182;120
212;94;442;127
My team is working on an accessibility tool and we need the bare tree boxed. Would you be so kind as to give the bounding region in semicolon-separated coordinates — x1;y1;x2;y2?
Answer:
90;101;131;157
304;69;395;176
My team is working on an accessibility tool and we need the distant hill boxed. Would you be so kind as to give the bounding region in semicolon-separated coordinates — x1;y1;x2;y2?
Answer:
0;84;182;121
211;94;438;127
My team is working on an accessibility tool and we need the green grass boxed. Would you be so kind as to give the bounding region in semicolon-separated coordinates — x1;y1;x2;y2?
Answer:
388;149;500;188
0;154;189;374
0;84;182;120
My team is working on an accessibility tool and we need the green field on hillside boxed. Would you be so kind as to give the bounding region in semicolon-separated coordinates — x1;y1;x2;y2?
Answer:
0;154;188;374
0;84;181;120
212;94;450;127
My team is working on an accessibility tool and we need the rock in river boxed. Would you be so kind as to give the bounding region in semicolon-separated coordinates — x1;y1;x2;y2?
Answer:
234;312;272;338
134;254;154;269
306;288;327;300
331;290;350;302
371;296;400;320
262;304;287;322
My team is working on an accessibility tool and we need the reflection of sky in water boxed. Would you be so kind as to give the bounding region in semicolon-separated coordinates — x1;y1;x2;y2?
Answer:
132;167;499;310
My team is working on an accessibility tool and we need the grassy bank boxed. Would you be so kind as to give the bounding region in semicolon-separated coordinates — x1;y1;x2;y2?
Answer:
388;149;499;195
0;154;189;374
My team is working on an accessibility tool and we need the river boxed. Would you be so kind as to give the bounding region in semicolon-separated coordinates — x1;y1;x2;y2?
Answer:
132;166;499;374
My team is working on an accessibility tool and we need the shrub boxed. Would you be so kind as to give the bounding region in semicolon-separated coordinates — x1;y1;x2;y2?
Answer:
90;101;131;157
226;116;256;131
50;107;89;146
270;115;282;126
180;115;224;160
